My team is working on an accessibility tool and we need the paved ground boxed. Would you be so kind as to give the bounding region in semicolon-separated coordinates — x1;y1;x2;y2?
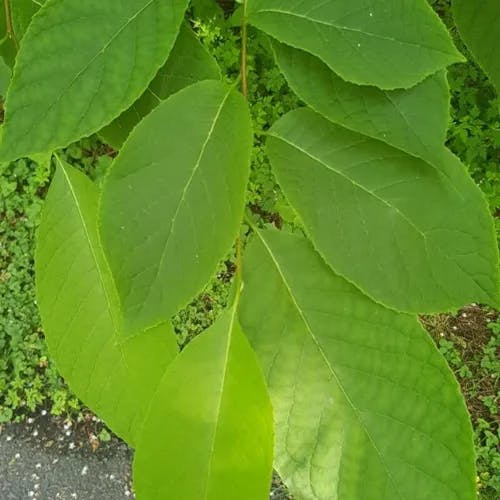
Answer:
0;414;133;500
0;413;291;500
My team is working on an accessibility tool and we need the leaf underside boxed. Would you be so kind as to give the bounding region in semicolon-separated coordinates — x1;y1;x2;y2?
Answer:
35;162;178;446
239;228;476;500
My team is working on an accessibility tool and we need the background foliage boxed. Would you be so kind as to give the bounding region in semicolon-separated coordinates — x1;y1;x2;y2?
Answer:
0;0;498;497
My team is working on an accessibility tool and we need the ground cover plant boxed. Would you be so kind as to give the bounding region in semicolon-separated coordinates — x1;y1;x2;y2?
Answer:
0;0;499;499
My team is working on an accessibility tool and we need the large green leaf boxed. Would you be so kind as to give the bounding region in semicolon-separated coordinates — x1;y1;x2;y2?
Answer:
0;0;189;162
100;22;221;149
246;0;463;90
267;108;499;313
239;228;476;500
35;161;178;446
133;304;274;500
100;80;252;335
453;0;500;108
271;40;450;163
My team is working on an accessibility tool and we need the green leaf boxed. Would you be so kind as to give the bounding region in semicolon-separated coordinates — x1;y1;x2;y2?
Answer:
239;228;476;500
191;0;224;23
0;56;10;96
100;80;252;335
246;0;463;90
453;0;500;108
267;108;500;313
11;0;41;41
133;305;274;500
35;161;178;446
0;0;190;162
100;22;221;149
0;0;43;67
272;40;450;163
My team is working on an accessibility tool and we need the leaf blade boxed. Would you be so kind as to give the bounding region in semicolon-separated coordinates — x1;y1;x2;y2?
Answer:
271;40;450;163
247;0;463;89
100;22;221;149
0;0;189;161
133;306;274;500
453;0;500;109
100;80;253;335
239;228;476;500
267;108;499;313
35;162;178;446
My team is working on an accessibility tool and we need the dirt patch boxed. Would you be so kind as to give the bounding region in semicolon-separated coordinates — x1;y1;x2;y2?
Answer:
422;305;499;424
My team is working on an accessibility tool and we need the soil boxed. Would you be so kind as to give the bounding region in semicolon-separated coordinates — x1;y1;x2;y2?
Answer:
422;304;499;424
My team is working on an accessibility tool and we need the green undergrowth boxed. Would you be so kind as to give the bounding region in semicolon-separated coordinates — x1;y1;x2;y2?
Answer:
0;3;499;497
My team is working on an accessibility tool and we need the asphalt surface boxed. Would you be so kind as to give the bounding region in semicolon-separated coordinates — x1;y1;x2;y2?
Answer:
0;414;133;500
0;414;292;500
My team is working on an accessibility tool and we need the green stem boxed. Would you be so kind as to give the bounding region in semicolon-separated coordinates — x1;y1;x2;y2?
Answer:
3;0;18;51
241;0;248;99
236;0;249;290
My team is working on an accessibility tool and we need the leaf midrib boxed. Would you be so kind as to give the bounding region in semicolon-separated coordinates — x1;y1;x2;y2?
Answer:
252;8;455;56
139;86;233;307
58;160;130;363
204;305;238;499
270;132;427;240
254;229;405;500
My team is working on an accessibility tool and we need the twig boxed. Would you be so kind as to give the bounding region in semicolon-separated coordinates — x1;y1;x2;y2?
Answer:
3;0;18;51
241;0;248;99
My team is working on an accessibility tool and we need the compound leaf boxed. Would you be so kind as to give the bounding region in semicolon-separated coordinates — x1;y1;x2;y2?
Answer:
272;40;450;163
100;22;221;149
134;305;274;500
246;0;463;89
453;0;500;108
100;80;252;335
267;108;499;313
0;0;189;162
239;228;476;500
35;161;178;446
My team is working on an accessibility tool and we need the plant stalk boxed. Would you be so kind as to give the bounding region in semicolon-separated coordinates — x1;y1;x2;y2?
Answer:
3;0;18;51
236;0;248;289
241;0;248;99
